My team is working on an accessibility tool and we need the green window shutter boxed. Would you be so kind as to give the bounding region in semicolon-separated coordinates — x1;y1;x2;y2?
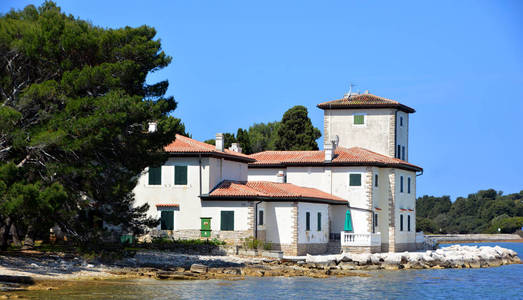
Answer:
160;211;174;230
306;212;310;231
317;212;322;231
349;174;361;186
354;115;364;125
220;211;234;231
148;167;162;185
175;165;188;185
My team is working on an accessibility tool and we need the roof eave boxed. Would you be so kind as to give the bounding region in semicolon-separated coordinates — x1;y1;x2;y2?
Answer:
166;151;255;163
317;103;415;113
200;195;347;205
248;161;422;172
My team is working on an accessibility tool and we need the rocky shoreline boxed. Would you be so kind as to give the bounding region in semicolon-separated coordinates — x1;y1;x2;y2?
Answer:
0;245;521;292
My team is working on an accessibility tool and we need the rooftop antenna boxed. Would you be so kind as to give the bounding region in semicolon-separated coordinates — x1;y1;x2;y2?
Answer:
343;83;357;99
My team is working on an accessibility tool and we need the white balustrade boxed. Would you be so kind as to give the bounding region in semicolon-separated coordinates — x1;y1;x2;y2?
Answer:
341;232;381;247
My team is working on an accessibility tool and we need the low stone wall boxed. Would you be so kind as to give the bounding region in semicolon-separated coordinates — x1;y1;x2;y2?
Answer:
394;242;417;252
297;243;328;256
271;243;297;256
211;230;253;243
342;245;381;254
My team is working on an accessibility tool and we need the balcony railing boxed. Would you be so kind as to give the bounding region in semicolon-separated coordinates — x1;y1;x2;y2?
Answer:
341;232;381;247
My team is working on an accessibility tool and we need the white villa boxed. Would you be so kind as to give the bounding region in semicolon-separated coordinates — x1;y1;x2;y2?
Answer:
133;92;423;255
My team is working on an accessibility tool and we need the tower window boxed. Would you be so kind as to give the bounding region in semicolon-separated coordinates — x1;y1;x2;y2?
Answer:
400;176;404;193
397;145;401;158
374;174;378;187
400;116;403;126
408;215;411;231
408;177;411;194
354;114;365;125
402;146;405;161
400;214;404;231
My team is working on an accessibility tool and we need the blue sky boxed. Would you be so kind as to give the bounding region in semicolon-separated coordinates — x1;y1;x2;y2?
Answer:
2;1;522;200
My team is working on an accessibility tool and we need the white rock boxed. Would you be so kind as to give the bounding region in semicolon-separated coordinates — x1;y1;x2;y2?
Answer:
351;253;371;265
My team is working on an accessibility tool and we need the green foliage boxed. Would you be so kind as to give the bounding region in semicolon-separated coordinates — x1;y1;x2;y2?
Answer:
274;105;321;151
0;1;187;248
204;106;319;154
416;189;523;234
248;122;280;153
142;237;226;253
416;217;437;233
487;216;523;234
236;128;252;154
241;237;272;250
204;133;236;149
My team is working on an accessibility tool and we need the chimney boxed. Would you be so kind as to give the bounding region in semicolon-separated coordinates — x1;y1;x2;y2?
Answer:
215;133;224;152
148;122;157;133
276;170;285;183
324;142;334;162
228;143;242;153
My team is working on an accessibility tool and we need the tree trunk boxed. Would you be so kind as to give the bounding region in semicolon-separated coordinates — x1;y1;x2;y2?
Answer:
22;225;35;250
0;217;12;251
9;223;21;247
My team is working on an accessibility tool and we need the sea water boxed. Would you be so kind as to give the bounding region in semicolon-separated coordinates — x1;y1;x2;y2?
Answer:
13;242;523;299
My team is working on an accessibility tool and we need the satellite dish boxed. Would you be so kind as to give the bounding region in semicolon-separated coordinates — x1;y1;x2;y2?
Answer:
331;135;339;147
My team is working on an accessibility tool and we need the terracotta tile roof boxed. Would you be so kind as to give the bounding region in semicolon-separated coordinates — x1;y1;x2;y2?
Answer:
249;147;422;171
317;93;415;113
204;180;347;204
156;204;179;208
164;134;254;162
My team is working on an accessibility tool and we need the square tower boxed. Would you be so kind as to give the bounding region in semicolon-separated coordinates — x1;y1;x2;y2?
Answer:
317;92;415;161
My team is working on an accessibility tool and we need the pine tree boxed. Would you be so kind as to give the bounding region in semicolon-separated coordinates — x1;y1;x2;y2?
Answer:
275;106;321;151
0;2;186;247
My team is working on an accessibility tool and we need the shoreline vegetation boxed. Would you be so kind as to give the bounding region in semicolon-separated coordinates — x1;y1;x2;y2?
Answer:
1;239;521;294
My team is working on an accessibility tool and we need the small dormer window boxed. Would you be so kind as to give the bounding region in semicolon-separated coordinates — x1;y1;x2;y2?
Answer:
353;114;365;125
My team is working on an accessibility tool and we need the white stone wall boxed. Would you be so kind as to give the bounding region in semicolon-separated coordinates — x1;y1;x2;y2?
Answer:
209;157;248;190
297;203;329;244
264;202;295;245
247;168;285;182
394;169;417;245
323;108;395;157
372;167;392;244
201;201;251;231
133;157;206;230
396;111;409;161
286;166;371;234
133;156;249;232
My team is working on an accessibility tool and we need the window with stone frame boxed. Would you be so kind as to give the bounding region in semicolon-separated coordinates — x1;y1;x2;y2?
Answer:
349;173;362;187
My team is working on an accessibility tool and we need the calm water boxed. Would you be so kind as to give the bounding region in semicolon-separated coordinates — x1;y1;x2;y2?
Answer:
13;242;523;299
